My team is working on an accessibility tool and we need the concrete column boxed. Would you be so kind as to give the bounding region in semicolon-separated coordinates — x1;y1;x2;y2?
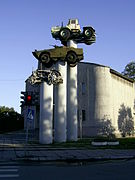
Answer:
67;40;77;48
67;39;78;141
39;82;53;144
67;65;78;141
54;61;67;142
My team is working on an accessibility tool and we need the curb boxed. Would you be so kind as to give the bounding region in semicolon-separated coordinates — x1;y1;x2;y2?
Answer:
13;155;135;163
1;154;135;163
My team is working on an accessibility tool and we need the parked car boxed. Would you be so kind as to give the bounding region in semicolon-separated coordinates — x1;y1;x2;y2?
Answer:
32;46;83;68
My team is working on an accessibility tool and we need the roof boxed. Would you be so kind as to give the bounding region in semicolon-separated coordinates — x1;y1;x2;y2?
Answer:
110;69;134;83
79;61;108;68
79;62;134;83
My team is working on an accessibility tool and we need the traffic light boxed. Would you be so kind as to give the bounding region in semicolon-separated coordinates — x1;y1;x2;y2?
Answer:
32;91;39;106
20;91;39;106
26;94;32;105
20;91;33;106
20;91;27;107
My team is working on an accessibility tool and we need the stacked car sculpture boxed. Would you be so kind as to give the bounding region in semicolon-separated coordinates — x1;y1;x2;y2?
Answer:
32;19;96;68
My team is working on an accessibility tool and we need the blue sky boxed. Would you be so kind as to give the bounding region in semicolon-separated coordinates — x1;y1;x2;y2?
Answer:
0;0;135;112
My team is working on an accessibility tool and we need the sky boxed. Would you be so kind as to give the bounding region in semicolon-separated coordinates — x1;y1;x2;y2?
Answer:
0;0;135;113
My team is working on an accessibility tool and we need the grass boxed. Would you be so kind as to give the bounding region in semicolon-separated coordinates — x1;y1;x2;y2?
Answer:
117;137;135;149
45;137;135;149
52;138;91;149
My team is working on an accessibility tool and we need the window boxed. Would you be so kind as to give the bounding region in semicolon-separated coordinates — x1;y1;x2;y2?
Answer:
82;82;86;95
82;110;86;121
71;20;76;24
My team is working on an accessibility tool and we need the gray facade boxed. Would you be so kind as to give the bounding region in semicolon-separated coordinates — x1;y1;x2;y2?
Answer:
23;62;135;137
78;62;135;137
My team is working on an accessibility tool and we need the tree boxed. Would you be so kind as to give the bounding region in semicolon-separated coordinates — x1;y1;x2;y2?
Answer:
0;106;15;113
0;106;24;132
122;61;135;80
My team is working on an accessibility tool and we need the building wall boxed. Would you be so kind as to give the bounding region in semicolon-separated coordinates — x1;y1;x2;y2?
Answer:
78;62;135;137
24;62;135;137
111;71;135;133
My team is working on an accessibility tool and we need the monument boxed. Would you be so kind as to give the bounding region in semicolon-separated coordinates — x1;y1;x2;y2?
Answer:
29;19;96;144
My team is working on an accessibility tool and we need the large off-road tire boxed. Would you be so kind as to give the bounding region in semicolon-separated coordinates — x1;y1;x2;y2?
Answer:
83;28;92;39
39;52;50;63
59;28;70;41
66;51;78;67
39;52;53;68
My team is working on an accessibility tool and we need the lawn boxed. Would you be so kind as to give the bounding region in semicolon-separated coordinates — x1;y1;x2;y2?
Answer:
50;137;135;149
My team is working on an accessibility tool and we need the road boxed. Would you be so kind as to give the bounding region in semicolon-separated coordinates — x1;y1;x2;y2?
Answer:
0;159;135;180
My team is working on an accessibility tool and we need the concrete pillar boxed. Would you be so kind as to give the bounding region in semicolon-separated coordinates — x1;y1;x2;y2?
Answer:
39;82;53;144
67;65;78;141
67;40;77;48
67;40;78;141
54;61;67;142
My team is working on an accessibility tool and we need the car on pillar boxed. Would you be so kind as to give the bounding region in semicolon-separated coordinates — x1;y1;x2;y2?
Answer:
32;46;83;68
51;19;96;46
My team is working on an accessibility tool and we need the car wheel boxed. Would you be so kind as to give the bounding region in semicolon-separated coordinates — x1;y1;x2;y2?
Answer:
59;28;70;41
66;51;78;66
39;52;53;68
39;52;50;64
83;28;92;38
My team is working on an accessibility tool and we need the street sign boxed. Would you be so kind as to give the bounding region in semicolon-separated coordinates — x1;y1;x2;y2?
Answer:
27;108;34;121
26;108;35;143
27;108;35;130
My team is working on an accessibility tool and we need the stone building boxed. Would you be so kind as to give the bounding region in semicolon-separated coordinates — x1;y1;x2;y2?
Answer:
22;62;135;137
78;62;135;137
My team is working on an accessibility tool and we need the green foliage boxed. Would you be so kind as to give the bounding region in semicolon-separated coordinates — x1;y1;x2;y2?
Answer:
122;61;135;80
0;106;24;133
118;104;134;137
0;106;15;113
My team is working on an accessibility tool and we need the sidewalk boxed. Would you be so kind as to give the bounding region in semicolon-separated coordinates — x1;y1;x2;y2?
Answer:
1;131;135;163
0;142;135;162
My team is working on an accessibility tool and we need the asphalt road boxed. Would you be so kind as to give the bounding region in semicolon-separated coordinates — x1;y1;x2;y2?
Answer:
0;159;135;180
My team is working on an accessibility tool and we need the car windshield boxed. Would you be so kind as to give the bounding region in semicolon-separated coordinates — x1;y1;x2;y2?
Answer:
71;20;76;24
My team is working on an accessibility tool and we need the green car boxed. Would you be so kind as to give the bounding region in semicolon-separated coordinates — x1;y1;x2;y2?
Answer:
32;46;83;68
